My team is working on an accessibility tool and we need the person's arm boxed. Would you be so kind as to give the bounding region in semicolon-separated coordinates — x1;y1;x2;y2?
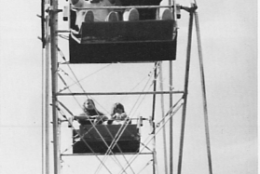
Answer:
74;113;97;120
96;111;108;121
112;113;127;120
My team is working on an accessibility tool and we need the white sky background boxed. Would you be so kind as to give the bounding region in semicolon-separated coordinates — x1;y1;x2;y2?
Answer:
0;0;258;174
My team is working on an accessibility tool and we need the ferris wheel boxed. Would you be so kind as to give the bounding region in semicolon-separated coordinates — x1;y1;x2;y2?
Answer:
40;0;213;174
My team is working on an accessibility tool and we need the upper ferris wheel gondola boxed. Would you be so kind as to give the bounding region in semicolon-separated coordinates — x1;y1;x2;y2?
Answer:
69;0;177;63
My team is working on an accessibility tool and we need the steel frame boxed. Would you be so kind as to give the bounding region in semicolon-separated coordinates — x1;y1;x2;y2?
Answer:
41;1;213;174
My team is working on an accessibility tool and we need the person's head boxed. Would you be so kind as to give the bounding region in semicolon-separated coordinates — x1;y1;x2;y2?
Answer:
112;103;125;115
83;99;96;110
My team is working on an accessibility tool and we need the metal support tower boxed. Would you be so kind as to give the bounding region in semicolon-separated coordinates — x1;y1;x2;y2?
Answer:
41;1;213;174
49;0;60;173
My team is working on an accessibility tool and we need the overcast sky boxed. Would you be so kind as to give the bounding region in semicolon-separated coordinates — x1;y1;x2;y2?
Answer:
0;0;258;174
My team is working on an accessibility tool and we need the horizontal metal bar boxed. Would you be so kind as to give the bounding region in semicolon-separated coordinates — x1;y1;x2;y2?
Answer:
57;91;185;96
73;5;173;10
61;152;153;157
81;39;176;44
56;30;70;33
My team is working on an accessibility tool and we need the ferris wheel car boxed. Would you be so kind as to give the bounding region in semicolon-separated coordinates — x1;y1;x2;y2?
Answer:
69;0;177;63
73;123;140;153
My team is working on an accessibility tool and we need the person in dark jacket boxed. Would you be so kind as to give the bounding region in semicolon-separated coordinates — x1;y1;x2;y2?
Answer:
74;99;108;125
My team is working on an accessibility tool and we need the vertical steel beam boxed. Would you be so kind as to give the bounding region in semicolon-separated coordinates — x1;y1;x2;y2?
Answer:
177;9;194;174
159;62;168;174
152;62;158;174
50;0;60;173
169;0;175;173
42;35;46;174
152;63;157;128
169;60;173;174
194;11;213;174
45;15;50;174
42;14;51;174
41;1;46;173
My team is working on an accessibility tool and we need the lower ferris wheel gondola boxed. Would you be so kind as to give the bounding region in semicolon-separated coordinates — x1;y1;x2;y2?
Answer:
73;121;140;154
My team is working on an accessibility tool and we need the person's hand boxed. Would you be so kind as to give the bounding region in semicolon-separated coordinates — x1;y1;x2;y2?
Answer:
94;115;108;121
112;113;120;120
120;113;127;119
102;115;109;121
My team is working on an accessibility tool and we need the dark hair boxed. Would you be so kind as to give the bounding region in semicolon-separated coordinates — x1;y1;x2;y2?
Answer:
111;103;125;115
83;99;97;114
83;99;95;106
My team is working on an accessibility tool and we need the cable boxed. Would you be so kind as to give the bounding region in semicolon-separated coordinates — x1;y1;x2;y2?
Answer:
118;102;184;174
57;46;111;114
58;64;112;93
194;5;213;174
95;119;135;174
58;73;82;108
137;159;153;174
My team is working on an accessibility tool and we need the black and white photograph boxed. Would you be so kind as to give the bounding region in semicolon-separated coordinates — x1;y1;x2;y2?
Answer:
0;0;257;174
